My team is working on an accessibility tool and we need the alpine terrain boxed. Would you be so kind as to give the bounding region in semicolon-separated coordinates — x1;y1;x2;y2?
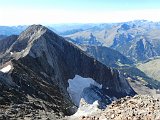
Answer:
0;25;136;119
65;20;160;62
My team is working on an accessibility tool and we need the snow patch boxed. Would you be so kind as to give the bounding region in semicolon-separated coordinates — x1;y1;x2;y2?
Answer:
10;52;13;55
73;99;101;117
0;65;12;73
67;75;102;106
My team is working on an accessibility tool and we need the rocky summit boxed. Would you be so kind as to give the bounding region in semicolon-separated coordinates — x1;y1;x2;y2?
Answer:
0;25;135;119
68;95;160;120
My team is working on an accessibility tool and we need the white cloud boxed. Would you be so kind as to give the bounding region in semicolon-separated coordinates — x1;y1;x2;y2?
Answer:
0;8;160;25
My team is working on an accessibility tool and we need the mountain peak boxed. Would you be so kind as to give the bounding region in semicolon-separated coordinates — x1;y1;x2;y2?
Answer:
18;24;49;38
27;24;48;31
9;24;56;54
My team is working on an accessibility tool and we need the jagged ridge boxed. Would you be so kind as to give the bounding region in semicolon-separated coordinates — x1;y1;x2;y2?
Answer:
0;25;136;119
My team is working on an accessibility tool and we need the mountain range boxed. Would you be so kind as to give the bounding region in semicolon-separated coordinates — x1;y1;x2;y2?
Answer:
0;25;136;119
65;20;160;62
1;20;160;63
0;20;160;119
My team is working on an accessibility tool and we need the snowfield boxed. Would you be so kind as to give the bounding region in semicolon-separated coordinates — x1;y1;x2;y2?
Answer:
67;75;102;106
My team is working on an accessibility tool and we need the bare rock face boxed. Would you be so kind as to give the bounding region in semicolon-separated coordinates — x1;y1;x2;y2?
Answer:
0;25;136;119
0;35;18;54
127;38;158;62
84;45;133;68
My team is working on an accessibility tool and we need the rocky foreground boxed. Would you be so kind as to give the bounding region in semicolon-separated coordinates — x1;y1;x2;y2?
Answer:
2;95;160;120
67;95;160;120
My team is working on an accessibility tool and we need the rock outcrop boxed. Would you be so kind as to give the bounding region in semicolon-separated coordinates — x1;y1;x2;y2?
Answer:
70;95;160;120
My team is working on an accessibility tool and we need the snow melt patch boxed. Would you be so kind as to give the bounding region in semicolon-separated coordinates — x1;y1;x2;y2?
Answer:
73;99;101;117
67;75;102;106
0;65;12;73
10;52;13;55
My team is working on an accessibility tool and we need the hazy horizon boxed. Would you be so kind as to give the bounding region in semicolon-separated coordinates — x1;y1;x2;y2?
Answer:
0;0;160;25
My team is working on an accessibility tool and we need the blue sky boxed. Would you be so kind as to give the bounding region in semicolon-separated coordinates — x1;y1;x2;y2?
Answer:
0;0;160;25
1;0;160;10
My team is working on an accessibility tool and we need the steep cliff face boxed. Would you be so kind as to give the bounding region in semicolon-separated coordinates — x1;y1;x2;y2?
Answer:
128;39;157;62
0;25;136;119
84;45;133;68
0;35;18;54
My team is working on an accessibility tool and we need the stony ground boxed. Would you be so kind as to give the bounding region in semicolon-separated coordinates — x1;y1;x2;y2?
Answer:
0;103;61;120
1;95;160;120
67;95;160;120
